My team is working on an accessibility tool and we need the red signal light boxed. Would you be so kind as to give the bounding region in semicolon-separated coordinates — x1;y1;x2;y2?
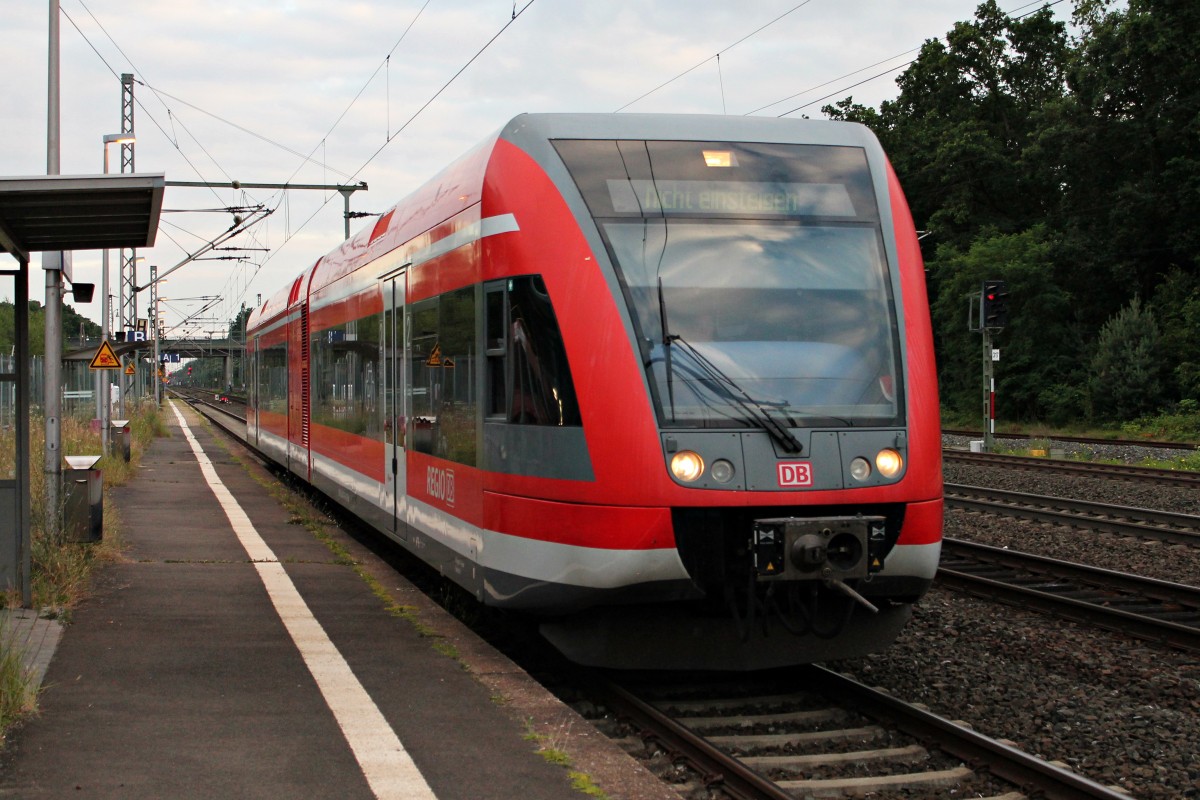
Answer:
981;280;1009;329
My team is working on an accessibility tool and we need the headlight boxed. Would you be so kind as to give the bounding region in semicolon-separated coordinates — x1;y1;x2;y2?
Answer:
876;449;903;478
849;457;871;481
710;459;735;484
670;451;705;482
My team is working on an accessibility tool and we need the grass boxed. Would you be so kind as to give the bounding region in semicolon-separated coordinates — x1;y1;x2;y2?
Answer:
948;406;1200;472
0;618;37;734
943;406;1200;446
0;399;166;740
523;722;610;799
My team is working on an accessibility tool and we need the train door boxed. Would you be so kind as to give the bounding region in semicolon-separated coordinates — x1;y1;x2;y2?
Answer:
286;302;311;481
382;270;409;539
250;336;259;448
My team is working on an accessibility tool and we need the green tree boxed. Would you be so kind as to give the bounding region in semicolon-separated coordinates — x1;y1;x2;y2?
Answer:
1060;0;1200;300
930;226;1085;424
1151;269;1200;402
0;301;101;356
228;304;252;343
827;1;1071;252
829;0;1200;424
1087;297;1164;420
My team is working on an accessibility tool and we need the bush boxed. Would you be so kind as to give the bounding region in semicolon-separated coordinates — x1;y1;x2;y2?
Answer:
1087;297;1165;421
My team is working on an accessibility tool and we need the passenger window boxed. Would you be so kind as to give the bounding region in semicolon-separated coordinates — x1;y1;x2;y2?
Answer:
409;289;478;464
485;276;582;427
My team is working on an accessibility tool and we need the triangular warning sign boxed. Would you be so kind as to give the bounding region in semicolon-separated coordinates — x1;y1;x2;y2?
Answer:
89;340;121;370
124;362;136;375
425;343;442;367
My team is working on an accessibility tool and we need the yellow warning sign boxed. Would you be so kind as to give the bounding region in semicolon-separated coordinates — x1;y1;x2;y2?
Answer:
424;344;455;368
124;362;136;376
89;340;121;371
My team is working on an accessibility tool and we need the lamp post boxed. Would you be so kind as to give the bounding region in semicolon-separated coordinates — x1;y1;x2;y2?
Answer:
98;133;135;453
150;267;162;406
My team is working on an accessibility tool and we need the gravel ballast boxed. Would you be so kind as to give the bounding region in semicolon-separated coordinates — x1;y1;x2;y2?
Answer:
831;439;1200;799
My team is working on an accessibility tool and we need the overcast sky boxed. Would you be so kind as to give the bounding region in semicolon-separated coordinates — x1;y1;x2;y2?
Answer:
2;0;1070;339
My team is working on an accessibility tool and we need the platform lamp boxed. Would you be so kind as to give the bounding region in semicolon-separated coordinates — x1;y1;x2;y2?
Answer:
97;133;135;454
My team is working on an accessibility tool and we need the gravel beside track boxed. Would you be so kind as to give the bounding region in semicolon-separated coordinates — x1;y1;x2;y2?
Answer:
829;438;1200;799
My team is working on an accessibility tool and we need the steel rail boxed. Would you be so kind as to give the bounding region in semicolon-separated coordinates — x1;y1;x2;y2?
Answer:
943;429;1199;451
179;392;1142;799
169;388;247;431
588;676;794;800
944;483;1200;545
939;539;1200;654
595;668;1134;800
944;450;1200;487
797;665;1133;800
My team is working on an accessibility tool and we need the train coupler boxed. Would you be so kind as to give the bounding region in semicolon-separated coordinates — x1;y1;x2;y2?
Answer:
751;516;887;583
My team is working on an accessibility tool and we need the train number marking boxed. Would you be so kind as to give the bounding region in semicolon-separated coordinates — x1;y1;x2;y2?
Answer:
777;462;813;488
426;466;456;507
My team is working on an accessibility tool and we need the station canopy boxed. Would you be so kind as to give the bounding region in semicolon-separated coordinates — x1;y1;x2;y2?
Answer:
0;173;165;261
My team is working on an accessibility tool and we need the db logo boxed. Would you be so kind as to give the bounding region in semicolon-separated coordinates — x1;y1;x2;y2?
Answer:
777;462;813;488
426;466;456;506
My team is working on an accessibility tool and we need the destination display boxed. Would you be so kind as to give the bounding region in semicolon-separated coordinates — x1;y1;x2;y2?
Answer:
607;179;857;217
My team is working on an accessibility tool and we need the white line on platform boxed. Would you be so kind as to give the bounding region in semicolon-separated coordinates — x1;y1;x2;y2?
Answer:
169;400;437;800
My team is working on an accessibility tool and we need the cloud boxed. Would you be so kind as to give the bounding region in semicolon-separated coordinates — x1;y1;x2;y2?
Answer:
2;0;1060;331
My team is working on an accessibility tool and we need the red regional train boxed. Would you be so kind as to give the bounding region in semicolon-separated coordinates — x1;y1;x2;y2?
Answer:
245;113;942;670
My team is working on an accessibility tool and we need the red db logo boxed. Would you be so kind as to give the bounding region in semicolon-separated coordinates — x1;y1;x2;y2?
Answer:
777;462;813;488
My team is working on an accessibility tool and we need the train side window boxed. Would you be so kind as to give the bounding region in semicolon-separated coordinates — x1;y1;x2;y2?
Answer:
485;283;507;419
259;343;288;416
409;299;439;455
309;313;383;440
408;289;478;465
489;275;582;427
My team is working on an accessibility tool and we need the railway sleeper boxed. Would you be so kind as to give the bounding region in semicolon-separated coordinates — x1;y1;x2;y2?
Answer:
741;742;928;769
705;725;886;749
774;764;974;796
674;707;848;732
651;693;835;713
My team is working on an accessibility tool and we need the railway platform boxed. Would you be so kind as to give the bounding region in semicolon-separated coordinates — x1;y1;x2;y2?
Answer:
0;399;675;800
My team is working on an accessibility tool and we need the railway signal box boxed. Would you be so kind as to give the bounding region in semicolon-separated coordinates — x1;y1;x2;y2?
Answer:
981;280;1010;330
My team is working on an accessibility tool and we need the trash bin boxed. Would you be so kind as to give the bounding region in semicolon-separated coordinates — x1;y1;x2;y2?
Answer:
110;419;131;463
64;455;103;543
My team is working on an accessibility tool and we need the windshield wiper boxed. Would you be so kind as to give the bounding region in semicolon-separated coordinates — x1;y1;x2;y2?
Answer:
669;334;804;454
657;278;677;421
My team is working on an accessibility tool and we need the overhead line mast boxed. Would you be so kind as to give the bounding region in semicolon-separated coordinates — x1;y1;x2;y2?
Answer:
165;180;369;240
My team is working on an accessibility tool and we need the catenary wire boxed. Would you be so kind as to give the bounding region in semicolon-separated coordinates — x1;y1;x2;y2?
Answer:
615;0;817;113
255;0;540;271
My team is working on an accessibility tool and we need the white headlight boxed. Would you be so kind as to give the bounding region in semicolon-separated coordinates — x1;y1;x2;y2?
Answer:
710;459;735;483
670;451;705;482
876;449;903;478
849;457;871;481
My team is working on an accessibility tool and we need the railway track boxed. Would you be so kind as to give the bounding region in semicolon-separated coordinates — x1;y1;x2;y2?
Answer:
169;388;247;425
587;668;1131;800
943;481;1200;652
944;450;1200;487
942;429;1199;452
945;483;1200;545
174;394;1165;797
939;538;1200;654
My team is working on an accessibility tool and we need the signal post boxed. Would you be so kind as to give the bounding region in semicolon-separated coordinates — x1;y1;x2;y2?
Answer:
978;280;1009;451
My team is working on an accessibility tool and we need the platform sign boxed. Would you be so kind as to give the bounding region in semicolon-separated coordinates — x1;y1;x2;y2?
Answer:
89;340;121;371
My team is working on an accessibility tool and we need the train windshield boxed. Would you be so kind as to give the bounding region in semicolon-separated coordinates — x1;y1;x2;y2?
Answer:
554;138;904;429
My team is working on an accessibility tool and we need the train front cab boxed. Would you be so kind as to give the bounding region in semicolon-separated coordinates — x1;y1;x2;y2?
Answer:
497;117;943;669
